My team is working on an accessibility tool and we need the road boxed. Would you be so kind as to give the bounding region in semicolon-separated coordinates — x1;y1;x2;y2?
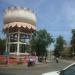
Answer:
0;60;73;75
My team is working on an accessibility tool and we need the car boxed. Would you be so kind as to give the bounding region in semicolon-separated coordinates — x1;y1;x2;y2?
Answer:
41;63;75;75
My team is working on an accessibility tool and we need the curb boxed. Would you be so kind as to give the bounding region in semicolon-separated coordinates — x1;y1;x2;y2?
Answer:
60;59;75;63
0;63;48;69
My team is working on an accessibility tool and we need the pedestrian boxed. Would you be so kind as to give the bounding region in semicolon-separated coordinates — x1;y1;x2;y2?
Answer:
28;56;34;67
44;57;48;64
56;57;59;63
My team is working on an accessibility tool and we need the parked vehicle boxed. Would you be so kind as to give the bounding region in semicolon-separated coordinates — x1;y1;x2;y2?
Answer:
41;63;75;75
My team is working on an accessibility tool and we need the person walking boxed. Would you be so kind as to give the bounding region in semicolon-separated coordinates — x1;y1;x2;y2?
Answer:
56;57;59;63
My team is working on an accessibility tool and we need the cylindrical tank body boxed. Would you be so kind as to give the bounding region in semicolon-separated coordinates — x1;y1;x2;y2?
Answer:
3;6;36;57
4;6;36;32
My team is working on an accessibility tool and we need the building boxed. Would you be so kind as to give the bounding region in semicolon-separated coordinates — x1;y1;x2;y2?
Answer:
3;6;36;64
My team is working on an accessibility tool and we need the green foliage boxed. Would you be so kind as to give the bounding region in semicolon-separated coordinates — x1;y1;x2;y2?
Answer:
0;38;6;55
61;47;72;59
30;29;54;57
70;29;75;56
54;35;66;57
0;61;6;64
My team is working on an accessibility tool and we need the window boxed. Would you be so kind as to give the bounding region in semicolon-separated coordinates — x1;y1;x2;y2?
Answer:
20;34;31;42
10;33;18;42
61;64;75;75
19;44;26;53
10;44;17;52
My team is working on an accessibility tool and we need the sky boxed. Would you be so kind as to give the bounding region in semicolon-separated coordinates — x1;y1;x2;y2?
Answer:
0;0;75;50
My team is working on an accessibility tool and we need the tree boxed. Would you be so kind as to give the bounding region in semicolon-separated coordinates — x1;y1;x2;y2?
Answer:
70;29;75;57
0;38;6;55
61;46;71;59
54;35;66;57
30;29;54;58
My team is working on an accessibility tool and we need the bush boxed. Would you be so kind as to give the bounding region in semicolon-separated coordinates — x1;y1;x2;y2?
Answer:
0;61;6;64
17;61;23;64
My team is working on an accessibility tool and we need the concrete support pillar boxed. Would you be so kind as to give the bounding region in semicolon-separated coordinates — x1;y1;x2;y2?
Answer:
17;29;20;56
6;34;8;52
8;33;10;53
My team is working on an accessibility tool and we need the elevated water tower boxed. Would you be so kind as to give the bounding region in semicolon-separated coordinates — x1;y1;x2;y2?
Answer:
3;7;36;56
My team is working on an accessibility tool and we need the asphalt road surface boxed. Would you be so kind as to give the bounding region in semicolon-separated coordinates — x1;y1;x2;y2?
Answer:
0;60;73;75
